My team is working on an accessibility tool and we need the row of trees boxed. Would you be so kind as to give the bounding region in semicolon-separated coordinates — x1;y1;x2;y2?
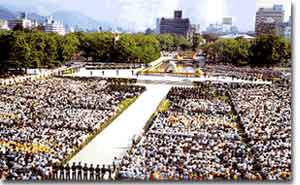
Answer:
156;33;200;51
0;31;79;74
0;29;290;75
0;30;198;74
202;35;291;66
76;32;161;63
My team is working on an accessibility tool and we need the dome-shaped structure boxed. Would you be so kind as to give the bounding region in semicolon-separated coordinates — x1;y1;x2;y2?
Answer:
183;66;195;73
165;61;177;73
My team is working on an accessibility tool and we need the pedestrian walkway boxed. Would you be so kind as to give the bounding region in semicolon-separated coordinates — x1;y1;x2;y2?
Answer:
0;65;75;86
71;68;272;85
68;84;171;165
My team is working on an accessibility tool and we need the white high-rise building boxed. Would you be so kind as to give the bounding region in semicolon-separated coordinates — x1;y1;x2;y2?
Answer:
8;12;33;30
44;16;65;35
0;19;9;30
255;4;285;35
191;24;200;33
222;17;233;33
155;18;160;34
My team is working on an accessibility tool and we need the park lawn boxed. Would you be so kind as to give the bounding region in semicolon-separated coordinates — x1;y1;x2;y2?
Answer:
158;99;171;113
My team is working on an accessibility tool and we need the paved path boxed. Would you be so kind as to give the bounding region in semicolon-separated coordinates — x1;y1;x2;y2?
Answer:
70;68;272;85
0;65;80;86
68;84;171;165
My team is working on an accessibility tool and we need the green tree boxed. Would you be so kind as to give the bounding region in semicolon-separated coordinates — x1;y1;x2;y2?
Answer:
157;34;174;51
173;35;192;50
57;33;80;63
235;37;251;65
249;34;291;66
114;34;137;62
44;33;59;68
202;38;251;65
0;31;13;74
80;32;113;61
133;34;161;63
8;31;31;70
27;31;46;68
202;33;219;43
192;35;204;51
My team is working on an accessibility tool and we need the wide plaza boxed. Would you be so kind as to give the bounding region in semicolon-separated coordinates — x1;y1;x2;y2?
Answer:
0;54;292;181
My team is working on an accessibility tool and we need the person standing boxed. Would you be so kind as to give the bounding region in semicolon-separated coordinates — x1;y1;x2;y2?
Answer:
71;162;77;181
59;165;64;180
89;164;95;181
112;160;116;173
77;162;83;181
101;165;106;180
52;163;59;180
107;165;112;180
83;163;88;181
95;165;101;181
65;164;71;181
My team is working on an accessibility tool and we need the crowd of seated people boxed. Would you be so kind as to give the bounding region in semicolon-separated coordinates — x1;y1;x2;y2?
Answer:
229;83;292;180
0;71;26;79
0;78;145;180
118;86;258;180
118;83;291;181
203;65;284;81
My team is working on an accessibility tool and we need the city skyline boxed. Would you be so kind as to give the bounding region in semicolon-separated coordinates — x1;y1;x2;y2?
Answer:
0;0;292;32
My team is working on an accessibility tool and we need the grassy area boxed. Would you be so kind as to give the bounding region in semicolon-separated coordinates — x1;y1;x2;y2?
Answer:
61;96;140;165
219;95;230;102
118;97;138;110
158;99;171;113
272;77;281;81
143;97;170;132
179;50;194;59
0;141;52;154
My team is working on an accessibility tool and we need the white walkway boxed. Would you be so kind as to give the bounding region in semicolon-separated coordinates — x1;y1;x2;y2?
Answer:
70;68;272;85
68;84;171;165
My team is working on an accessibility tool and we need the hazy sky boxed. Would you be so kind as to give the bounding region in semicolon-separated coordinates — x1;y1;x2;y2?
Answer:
0;0;292;31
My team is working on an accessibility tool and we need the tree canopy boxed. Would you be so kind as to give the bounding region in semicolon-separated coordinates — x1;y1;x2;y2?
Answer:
156;34;192;51
202;34;291;67
249;34;291;67
0;30;79;74
0;29;290;76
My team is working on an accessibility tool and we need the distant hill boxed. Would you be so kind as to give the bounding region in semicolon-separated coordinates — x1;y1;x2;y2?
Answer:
0;0;60;16
0;6;16;20
0;7;46;24
51;10;113;30
25;12;46;24
0;4;114;31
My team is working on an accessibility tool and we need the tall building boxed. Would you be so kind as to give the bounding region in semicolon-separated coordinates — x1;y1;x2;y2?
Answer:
191;24;200;33
283;15;292;40
255;4;285;35
44;16;65;35
160;10;191;39
222;17;233;33
0;19;9;30
8;12;34;30
155;18;160;34
206;23;223;34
